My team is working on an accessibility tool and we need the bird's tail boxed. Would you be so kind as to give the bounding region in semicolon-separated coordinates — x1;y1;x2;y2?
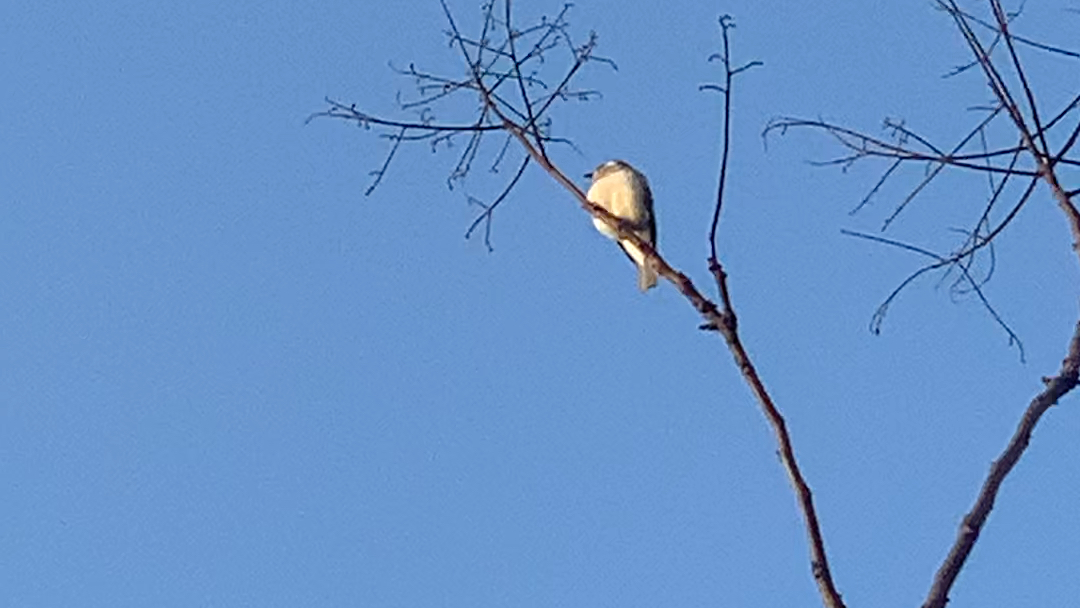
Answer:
637;264;658;292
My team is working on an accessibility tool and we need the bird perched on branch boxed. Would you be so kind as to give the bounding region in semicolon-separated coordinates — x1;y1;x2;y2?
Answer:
586;159;658;292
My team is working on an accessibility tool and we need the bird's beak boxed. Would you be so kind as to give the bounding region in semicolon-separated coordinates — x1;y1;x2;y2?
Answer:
584;172;593;179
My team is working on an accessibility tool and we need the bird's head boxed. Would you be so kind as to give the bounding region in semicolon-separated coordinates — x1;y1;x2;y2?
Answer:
585;159;633;182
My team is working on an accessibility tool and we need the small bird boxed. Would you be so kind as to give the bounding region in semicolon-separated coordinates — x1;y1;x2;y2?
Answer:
586;159;658;292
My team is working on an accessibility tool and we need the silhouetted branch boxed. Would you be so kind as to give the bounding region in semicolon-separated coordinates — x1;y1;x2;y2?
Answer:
921;316;1080;608
703;15;843;608
703;16;763;263
465;155;530;251
761;4;1079;601
922;2;1080;606
937;1;1080;77
309;0;601;228
843;229;1025;359
763;1;1080;353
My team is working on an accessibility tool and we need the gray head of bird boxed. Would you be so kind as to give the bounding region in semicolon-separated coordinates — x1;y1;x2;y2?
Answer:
584;159;633;182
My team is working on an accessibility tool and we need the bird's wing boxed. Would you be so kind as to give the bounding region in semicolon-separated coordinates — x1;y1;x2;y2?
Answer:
641;176;656;245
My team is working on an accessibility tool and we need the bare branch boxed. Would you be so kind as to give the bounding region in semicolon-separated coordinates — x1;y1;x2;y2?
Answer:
703;16;843;608
915;3;1080;605
843;229;1025;359
761;15;1077;352
938;1;1080;62
764;116;1038;179
921;319;1080;608
366;126;407;196
704;16;763;263
311;0;596;215
766;7;1079;600
307;98;503;133
465;155;530;251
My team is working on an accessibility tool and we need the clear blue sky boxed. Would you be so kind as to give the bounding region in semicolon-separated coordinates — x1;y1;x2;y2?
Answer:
3;1;1078;607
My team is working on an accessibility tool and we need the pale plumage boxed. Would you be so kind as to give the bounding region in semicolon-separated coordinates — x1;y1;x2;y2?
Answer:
586;160;658;291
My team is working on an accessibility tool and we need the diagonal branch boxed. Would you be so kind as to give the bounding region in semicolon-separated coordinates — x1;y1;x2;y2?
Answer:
921;318;1080;608
704;15;843;608
765;5;1079;601
917;3;1080;606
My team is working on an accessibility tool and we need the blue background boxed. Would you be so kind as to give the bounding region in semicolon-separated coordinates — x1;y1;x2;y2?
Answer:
2;1;1078;606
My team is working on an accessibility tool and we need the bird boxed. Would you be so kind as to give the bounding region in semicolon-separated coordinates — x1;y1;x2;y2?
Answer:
585;159;658;292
